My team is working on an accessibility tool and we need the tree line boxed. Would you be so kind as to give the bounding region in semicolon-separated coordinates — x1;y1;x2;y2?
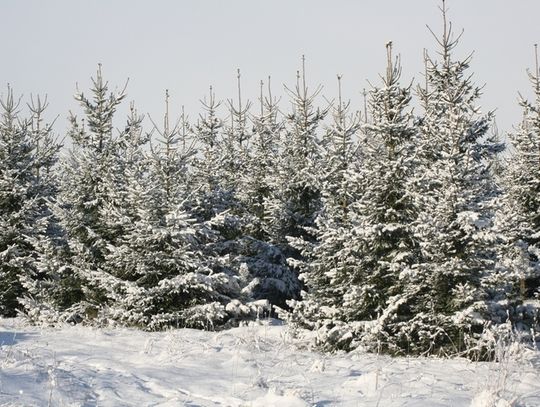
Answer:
1;5;539;359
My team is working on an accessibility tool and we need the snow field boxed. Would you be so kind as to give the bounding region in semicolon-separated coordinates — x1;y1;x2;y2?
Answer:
1;318;539;406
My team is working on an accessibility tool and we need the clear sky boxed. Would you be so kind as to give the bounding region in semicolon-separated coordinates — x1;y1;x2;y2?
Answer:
1;0;539;137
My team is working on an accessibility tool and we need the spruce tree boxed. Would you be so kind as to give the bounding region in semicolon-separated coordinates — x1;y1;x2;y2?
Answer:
341;46;418;353
285;73;361;346
0;89;60;316
28;66;129;323
265;57;327;262
192;86;225;217
401;3;503;357
238;78;283;240
289;46;418;352
495;45;540;329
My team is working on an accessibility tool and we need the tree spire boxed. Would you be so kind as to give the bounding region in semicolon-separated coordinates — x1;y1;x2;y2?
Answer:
386;41;394;83
164;89;170;138
301;54;307;99
337;74;343;115
236;68;242;113
259;79;264;116
534;43;540;93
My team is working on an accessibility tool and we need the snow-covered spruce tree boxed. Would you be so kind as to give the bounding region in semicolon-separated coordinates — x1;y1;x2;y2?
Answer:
495;46;540;329
18;96;71;325
0;89;60;316
340;47;419;353
192;86;227;218
401;4;503;357
82;103;152;327
284;73;361;342
27;66;130;324
239;78;283;240
190;86;242;290
289;46;420;352
318;74;362;229
222;70;252;197
264;57;327;260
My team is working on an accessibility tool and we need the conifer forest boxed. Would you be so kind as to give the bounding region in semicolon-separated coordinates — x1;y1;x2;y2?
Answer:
3;2;540;365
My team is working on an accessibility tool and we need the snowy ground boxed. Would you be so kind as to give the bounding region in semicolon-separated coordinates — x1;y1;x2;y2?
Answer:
0;318;539;406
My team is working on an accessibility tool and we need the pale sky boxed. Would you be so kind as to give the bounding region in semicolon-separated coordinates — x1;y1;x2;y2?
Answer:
2;0;540;138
